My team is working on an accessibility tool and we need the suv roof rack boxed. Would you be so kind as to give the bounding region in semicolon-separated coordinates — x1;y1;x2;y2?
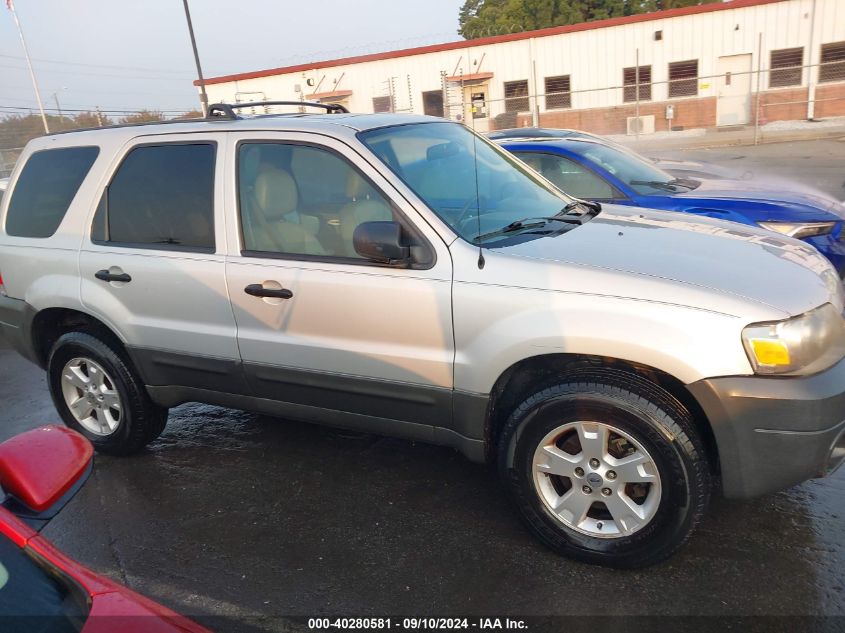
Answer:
207;101;349;119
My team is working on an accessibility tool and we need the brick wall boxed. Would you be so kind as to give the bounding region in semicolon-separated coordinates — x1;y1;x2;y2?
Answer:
503;96;717;135
493;82;845;134
815;82;845;118
757;87;808;123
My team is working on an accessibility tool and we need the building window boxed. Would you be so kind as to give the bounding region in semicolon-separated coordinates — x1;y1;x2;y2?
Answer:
770;48;803;87
504;80;529;113
819;41;845;83
544;75;571;110
623;65;652;102
372;96;392;113
668;60;698;98
422;90;444;117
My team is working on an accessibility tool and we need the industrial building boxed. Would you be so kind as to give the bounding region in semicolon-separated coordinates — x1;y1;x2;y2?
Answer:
199;0;845;135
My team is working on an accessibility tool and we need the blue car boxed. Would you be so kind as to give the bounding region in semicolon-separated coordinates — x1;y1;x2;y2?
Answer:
500;137;845;277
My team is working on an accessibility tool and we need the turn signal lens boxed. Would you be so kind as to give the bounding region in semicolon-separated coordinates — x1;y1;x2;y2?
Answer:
749;339;791;366
0;272;5;297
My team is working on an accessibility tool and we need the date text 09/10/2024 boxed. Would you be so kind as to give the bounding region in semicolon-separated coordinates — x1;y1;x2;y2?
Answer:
307;618;528;630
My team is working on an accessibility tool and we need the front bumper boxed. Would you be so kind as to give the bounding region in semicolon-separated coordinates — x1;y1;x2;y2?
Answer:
688;357;845;499
806;233;845;279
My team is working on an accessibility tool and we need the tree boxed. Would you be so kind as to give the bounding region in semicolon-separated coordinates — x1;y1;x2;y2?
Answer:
458;0;718;38
118;110;165;125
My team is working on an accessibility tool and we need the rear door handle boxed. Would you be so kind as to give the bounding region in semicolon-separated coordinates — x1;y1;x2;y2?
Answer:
244;283;293;299
95;269;132;283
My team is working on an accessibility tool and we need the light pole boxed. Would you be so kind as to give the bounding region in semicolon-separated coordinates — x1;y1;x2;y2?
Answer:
7;0;49;133
182;0;209;117
52;86;67;120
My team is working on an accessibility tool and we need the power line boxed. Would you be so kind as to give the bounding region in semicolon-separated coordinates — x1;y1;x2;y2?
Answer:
0;52;194;75
0;62;194;81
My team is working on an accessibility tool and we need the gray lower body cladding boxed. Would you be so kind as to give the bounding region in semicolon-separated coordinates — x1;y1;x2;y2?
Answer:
688;358;845;498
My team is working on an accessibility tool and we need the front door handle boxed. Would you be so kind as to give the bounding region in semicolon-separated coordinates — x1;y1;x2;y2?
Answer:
95;269;132;283
244;283;293;299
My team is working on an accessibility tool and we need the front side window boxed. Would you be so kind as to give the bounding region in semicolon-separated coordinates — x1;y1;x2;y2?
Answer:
0;533;88;631
6;146;98;238
238;142;397;259
514;152;617;200
668;60;698;98
359;122;574;243
92;143;215;250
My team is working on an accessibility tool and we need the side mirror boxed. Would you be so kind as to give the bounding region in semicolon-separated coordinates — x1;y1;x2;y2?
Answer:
353;221;411;265
0;426;93;531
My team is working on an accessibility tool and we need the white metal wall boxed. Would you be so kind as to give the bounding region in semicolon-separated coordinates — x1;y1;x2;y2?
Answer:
204;0;845;119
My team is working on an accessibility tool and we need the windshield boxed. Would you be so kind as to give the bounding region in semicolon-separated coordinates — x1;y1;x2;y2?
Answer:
576;142;684;195
359;122;574;243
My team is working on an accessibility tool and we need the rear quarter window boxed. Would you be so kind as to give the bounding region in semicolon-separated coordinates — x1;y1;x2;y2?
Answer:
5;146;99;238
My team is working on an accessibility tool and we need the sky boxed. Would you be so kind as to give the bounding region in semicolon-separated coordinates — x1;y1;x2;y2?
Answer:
0;0;464;118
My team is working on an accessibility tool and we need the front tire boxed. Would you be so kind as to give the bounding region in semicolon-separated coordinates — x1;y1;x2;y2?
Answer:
48;331;168;455
498;371;711;568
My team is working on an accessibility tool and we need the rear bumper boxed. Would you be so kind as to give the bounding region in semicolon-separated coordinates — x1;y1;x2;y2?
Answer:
0;295;38;365
688;358;845;499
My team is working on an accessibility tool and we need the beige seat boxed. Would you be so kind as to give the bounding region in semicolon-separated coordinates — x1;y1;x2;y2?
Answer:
247;167;325;255
338;172;393;257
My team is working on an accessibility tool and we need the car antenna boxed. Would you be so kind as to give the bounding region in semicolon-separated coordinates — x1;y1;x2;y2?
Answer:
472;130;485;270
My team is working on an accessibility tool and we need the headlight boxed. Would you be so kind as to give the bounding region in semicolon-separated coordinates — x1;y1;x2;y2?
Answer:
757;221;836;239
742;303;845;375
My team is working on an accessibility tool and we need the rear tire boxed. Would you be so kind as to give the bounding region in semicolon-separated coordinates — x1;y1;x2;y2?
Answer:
47;331;168;455
498;370;711;568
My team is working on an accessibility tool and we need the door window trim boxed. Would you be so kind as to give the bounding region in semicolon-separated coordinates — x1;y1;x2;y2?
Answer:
234;138;436;270
89;140;218;254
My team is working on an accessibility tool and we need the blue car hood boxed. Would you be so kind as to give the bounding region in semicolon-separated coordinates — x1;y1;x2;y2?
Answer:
674;178;844;220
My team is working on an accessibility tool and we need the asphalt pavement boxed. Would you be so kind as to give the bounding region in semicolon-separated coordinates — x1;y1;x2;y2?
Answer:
2;139;845;632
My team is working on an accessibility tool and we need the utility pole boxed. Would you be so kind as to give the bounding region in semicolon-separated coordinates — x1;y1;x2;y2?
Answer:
182;0;209;117
7;0;49;133
52;92;63;119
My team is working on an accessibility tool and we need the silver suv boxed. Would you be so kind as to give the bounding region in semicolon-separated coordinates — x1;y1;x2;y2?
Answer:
1;106;844;567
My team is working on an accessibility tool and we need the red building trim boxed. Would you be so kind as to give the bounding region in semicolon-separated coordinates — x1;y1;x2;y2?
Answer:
197;0;788;86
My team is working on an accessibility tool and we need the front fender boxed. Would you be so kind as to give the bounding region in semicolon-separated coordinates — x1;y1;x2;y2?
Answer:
453;282;754;394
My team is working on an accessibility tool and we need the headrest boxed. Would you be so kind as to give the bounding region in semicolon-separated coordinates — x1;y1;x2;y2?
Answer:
255;167;298;217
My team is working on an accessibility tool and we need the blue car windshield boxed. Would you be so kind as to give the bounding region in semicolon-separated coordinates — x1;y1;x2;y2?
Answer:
358;122;574;243
576;142;683;195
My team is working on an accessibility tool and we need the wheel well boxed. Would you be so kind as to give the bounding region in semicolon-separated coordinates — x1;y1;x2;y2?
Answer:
485;354;720;475
30;308;125;368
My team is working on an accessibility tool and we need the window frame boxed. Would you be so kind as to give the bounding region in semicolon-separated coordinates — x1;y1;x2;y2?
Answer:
769;47;804;88
89;140;217;254
544;75;572;110
234;139;436;270
819;41;845;84
5;145;100;239
504;80;530;113
623;65;652;102
668;59;699;98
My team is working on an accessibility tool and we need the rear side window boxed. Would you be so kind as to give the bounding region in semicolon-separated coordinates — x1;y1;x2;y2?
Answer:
5;147;99;238
92;143;215;251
